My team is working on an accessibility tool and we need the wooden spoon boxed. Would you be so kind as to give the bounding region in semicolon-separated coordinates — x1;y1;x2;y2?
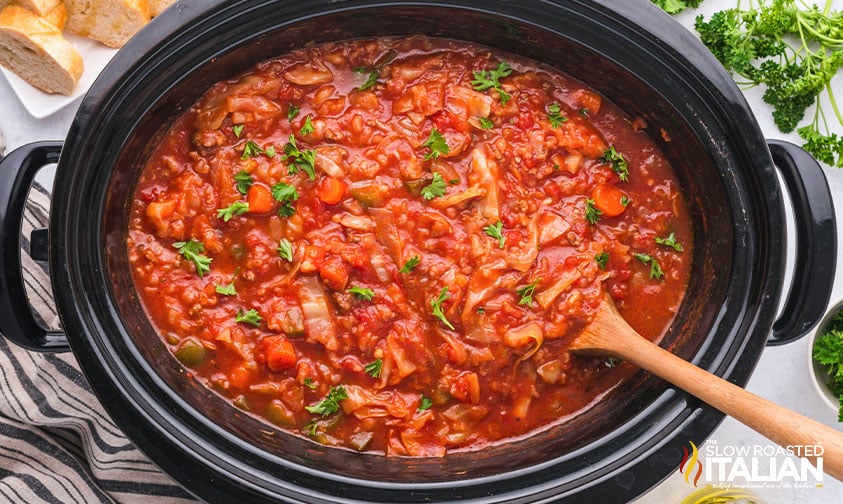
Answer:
570;295;843;481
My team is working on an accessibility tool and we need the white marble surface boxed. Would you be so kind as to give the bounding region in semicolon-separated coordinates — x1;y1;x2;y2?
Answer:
0;1;842;503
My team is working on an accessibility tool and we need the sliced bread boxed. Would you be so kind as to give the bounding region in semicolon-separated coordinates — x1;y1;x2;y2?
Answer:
64;0;150;48
0;0;65;28
42;0;66;29
0;5;83;95
148;0;174;17
2;0;62;17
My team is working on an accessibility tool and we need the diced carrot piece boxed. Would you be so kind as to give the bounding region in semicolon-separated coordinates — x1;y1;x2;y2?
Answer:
317;177;347;205
318;254;349;290
261;335;297;372
300;245;326;273
591;184;628;218
247;183;274;214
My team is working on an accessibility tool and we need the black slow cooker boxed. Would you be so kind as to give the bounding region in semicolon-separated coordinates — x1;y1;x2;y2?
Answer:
0;1;836;502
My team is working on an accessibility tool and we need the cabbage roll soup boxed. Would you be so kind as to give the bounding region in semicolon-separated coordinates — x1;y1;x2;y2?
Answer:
127;36;692;456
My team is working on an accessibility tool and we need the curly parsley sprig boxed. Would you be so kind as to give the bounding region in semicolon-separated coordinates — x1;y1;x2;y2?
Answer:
173;240;212;278
692;0;843;167
650;0;703;14
472;61;513;105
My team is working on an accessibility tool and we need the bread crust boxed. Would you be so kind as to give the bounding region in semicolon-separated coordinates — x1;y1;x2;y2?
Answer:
64;0;151;48
0;4;83;95
1;0;62;17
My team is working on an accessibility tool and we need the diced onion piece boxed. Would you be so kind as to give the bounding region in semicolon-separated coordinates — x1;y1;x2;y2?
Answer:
537;359;566;385
538;211;572;246
502;321;543;361
296;276;338;351
369;253;393;282
427;186;484;209
342;385;411;419
512;394;531;421
450;86;493;117
284;63;333;86
470;147;500;221
506;214;539;272
535;269;581;309
315;149;345;178
333;212;375;231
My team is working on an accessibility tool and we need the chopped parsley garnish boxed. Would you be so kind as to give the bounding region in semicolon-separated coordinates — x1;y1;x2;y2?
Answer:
215;270;238;296
400;255;421;273
236;308;263;327
478;117;494;129
813;310;843;421
299;115;314;136
482;221;505;248
348;286;375;301
655;232;684;252
282;135;317;179
232;124;244;138
305;419;319;436
546;102;567;128
584;198;603;224
265;144;276;158
278;202;296;218
595;252;610;270
233;170;254;195
421;128;450;161
288;105;300;121
621;195;631;207
601;146;629;182
217;201;249;222
303;377;317;389
431;287;455;330
421;172;448;200
173;240;211;278
357;69;379;91
579;108;590;118
650;0;702;14
516;278;541;307
634;253;665;280
418;396;433;412
277;239;294;262
305;385;348;416
272;181;299;202
364;358;383;378
471;61;512;105
271;181;299;218
241;140;264;159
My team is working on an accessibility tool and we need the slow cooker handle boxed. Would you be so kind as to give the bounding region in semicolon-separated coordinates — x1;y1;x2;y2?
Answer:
767;139;837;346
0;141;69;352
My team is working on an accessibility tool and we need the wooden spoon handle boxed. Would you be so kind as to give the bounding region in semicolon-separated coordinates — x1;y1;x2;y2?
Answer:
615;334;843;480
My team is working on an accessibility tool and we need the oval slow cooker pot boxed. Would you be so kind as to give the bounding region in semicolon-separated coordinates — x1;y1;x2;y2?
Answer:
0;0;837;502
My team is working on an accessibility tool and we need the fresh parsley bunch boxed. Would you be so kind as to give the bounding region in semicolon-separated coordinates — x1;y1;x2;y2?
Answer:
692;0;843;167
813;309;843;421
650;0;704;14
652;0;843;167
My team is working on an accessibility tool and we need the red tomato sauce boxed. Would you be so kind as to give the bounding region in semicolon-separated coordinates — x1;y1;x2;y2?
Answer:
127;36;692;456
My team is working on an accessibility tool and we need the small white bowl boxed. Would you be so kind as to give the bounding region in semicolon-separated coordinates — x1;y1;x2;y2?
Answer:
808;299;843;414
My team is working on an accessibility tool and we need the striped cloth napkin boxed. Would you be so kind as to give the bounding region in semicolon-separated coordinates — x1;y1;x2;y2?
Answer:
0;182;197;504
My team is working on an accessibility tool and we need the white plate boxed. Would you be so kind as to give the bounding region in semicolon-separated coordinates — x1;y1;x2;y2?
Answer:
0;33;118;118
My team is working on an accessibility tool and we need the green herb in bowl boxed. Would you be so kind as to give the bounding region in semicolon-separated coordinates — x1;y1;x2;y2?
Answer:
812;309;843;421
